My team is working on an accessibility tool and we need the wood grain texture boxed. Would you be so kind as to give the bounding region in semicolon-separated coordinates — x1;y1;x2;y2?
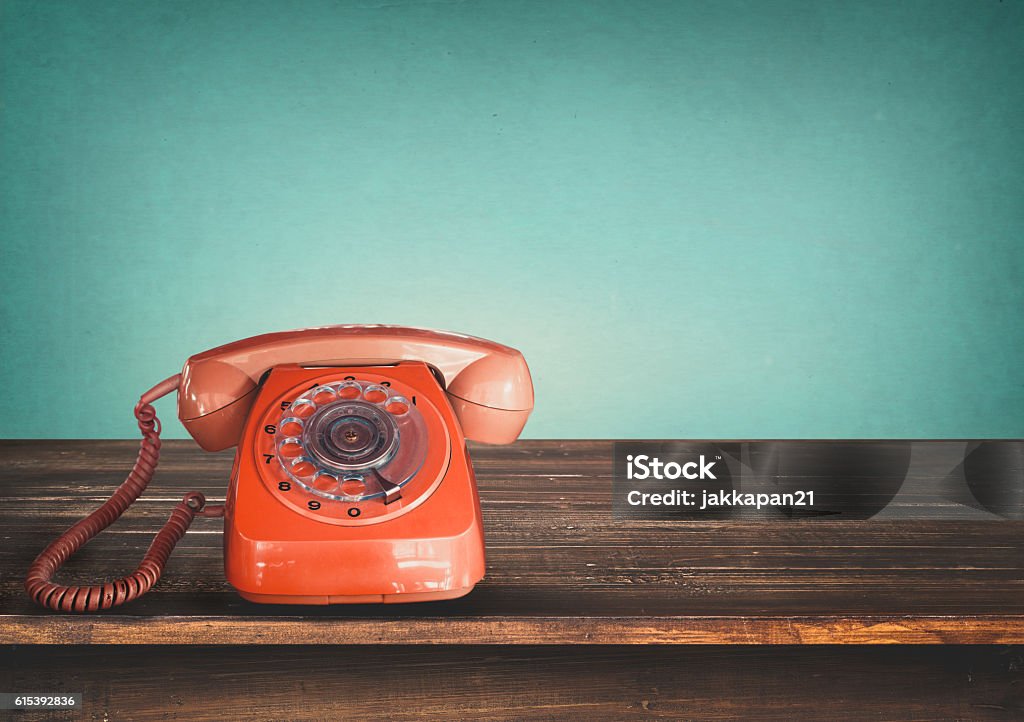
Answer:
1;645;1022;721
1;440;1021;645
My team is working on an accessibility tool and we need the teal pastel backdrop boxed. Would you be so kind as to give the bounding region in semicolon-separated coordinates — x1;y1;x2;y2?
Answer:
1;0;1022;439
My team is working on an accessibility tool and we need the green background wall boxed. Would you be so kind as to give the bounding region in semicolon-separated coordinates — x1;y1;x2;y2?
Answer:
2;0;1022;439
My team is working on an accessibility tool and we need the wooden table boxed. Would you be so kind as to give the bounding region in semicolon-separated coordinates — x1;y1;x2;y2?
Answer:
1;440;1022;719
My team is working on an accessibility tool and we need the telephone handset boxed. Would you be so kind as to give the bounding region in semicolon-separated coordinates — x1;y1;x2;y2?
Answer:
26;326;533;611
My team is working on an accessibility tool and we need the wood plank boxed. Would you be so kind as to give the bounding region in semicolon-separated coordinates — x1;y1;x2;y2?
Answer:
3;614;1023;645
1;645;1021;720
1;440;1021;644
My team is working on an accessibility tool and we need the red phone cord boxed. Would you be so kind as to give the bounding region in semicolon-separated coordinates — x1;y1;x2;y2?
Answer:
25;375;224;612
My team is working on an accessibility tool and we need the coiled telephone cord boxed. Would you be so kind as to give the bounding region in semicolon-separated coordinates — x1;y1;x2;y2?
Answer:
25;375;224;612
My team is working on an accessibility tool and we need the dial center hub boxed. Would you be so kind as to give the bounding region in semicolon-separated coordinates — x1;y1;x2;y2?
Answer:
303;401;399;471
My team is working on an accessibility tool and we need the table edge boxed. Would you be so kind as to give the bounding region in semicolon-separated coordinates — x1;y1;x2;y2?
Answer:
2;614;1023;645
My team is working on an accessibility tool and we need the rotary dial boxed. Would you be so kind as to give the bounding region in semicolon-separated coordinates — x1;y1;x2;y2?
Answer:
274;379;428;503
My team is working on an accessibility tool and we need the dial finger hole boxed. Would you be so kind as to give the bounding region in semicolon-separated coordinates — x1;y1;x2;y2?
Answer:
385;396;410;416
291;400;316;418
337;381;361;399
312;472;338;493
341;476;367;496
278;438;304;457
363;385;388;403
311;386;336;404
279;418;304;437
290;457;317;478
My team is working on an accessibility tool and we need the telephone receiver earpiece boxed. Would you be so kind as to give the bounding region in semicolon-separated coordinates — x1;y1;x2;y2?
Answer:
176;326;534;450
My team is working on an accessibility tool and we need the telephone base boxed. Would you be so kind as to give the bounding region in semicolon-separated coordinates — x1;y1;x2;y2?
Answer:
237;585;477;605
